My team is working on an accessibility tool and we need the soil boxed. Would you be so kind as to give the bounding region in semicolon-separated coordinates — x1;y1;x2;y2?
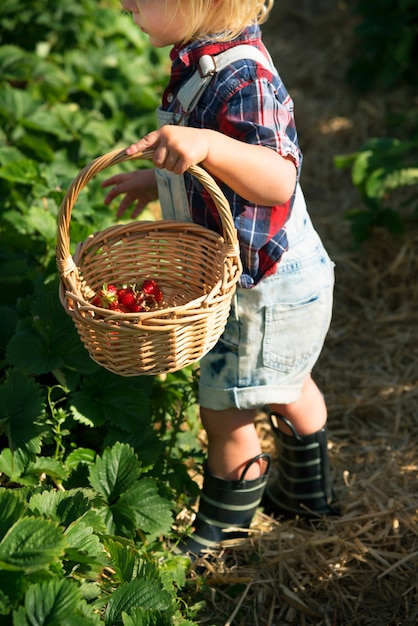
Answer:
192;3;418;625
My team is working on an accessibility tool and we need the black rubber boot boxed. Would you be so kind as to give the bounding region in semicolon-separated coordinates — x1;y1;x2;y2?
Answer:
177;453;271;557
263;412;338;517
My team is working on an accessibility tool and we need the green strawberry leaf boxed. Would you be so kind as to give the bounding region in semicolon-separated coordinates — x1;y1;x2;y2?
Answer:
0;517;66;572
88;442;141;503
65;448;96;471
0;489;27;541
122;608;175;626
6;283;94;376
71;370;155;431
25;456;69;483
23;578;100;626
0;448;30;484
105;538;137;584
104;578;172;625
0;570;27;615
29;488;96;526
0;82;38;123
0;369;47;454
117;479;174;540
64;519;109;566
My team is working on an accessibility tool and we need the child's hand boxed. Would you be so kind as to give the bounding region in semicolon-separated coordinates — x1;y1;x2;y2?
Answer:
126;126;210;174
101;169;158;219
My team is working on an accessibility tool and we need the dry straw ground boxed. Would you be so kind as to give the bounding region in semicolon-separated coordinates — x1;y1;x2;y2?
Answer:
191;2;418;625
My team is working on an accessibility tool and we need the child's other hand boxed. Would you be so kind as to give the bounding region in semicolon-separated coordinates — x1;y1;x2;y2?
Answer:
126;126;210;174
101;169;157;219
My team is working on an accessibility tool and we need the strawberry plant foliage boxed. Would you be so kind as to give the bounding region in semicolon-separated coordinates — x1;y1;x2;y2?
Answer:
0;1;201;623
0;368;47;455
335;137;418;245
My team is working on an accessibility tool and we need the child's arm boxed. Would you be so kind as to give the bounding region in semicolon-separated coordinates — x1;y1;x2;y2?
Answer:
126;125;297;206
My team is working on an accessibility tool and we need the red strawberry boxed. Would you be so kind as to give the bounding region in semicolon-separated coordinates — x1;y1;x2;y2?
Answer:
91;295;103;308
91;283;118;309
110;303;130;313
130;302;146;313
141;279;163;303
119;290;137;311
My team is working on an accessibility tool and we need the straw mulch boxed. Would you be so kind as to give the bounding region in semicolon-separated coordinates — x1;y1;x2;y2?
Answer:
188;2;418;625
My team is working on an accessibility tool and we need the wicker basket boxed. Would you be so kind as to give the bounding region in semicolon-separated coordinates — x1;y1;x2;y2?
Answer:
56;148;242;376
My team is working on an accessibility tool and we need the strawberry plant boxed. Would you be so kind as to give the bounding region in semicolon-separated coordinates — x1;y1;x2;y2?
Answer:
0;1;206;623
335;137;418;245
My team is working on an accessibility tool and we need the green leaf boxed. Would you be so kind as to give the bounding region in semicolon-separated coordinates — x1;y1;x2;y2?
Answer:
71;370;154;431
6;282;91;376
105;538;137;583
15;132;55;162
25;456;69;483
29;488;96;526
104;578;172;625
103;428;162;472
122;608;174;626
116;479;174;540
25;203;57;240
370;166;418;198
0;83;38;124
88;443;141;503
0;489;27;541
22;106;76;141
351;149;373;189
0;158;40;185
0;45;33;81
65;448;96;471
0;369;47;454
333;152;358;170
65;519;108;566
0;569;27;614
0;448;32;484
0;517;66;572
0;305;18;357
0;145;24;165
23;578;87;625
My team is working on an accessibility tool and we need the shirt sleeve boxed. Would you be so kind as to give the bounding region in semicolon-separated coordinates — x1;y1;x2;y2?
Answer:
215;75;301;175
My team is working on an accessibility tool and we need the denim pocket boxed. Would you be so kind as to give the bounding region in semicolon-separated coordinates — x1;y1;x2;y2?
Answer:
263;287;331;373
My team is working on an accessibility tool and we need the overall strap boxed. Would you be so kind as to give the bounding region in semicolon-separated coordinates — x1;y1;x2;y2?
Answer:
177;44;275;113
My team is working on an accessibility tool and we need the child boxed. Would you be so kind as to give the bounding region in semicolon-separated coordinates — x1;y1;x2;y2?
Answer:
102;0;337;557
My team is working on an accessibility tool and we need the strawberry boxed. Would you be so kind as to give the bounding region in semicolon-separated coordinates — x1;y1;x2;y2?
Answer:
91;279;163;315
110;303;130;313
141;279;163;303
91;283;118;309
119;289;137;311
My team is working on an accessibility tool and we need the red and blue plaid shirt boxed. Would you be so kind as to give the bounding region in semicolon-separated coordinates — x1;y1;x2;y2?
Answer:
162;25;302;286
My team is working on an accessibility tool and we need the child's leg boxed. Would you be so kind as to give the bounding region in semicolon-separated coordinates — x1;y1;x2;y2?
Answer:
200;373;326;482
200;406;263;480
270;373;327;435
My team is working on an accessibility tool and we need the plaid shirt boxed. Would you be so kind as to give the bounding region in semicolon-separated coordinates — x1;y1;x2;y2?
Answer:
162;25;302;286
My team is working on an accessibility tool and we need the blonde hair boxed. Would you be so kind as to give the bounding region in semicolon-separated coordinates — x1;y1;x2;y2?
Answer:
176;0;274;43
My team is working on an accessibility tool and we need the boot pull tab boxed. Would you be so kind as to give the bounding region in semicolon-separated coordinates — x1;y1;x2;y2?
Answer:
239;452;271;482
269;412;303;442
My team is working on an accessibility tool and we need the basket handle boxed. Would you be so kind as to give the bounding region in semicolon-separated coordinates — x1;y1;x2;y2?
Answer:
56;148;240;281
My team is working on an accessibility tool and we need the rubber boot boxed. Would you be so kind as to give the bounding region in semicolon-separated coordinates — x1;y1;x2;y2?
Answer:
177;453;271;557
263;412;338;517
